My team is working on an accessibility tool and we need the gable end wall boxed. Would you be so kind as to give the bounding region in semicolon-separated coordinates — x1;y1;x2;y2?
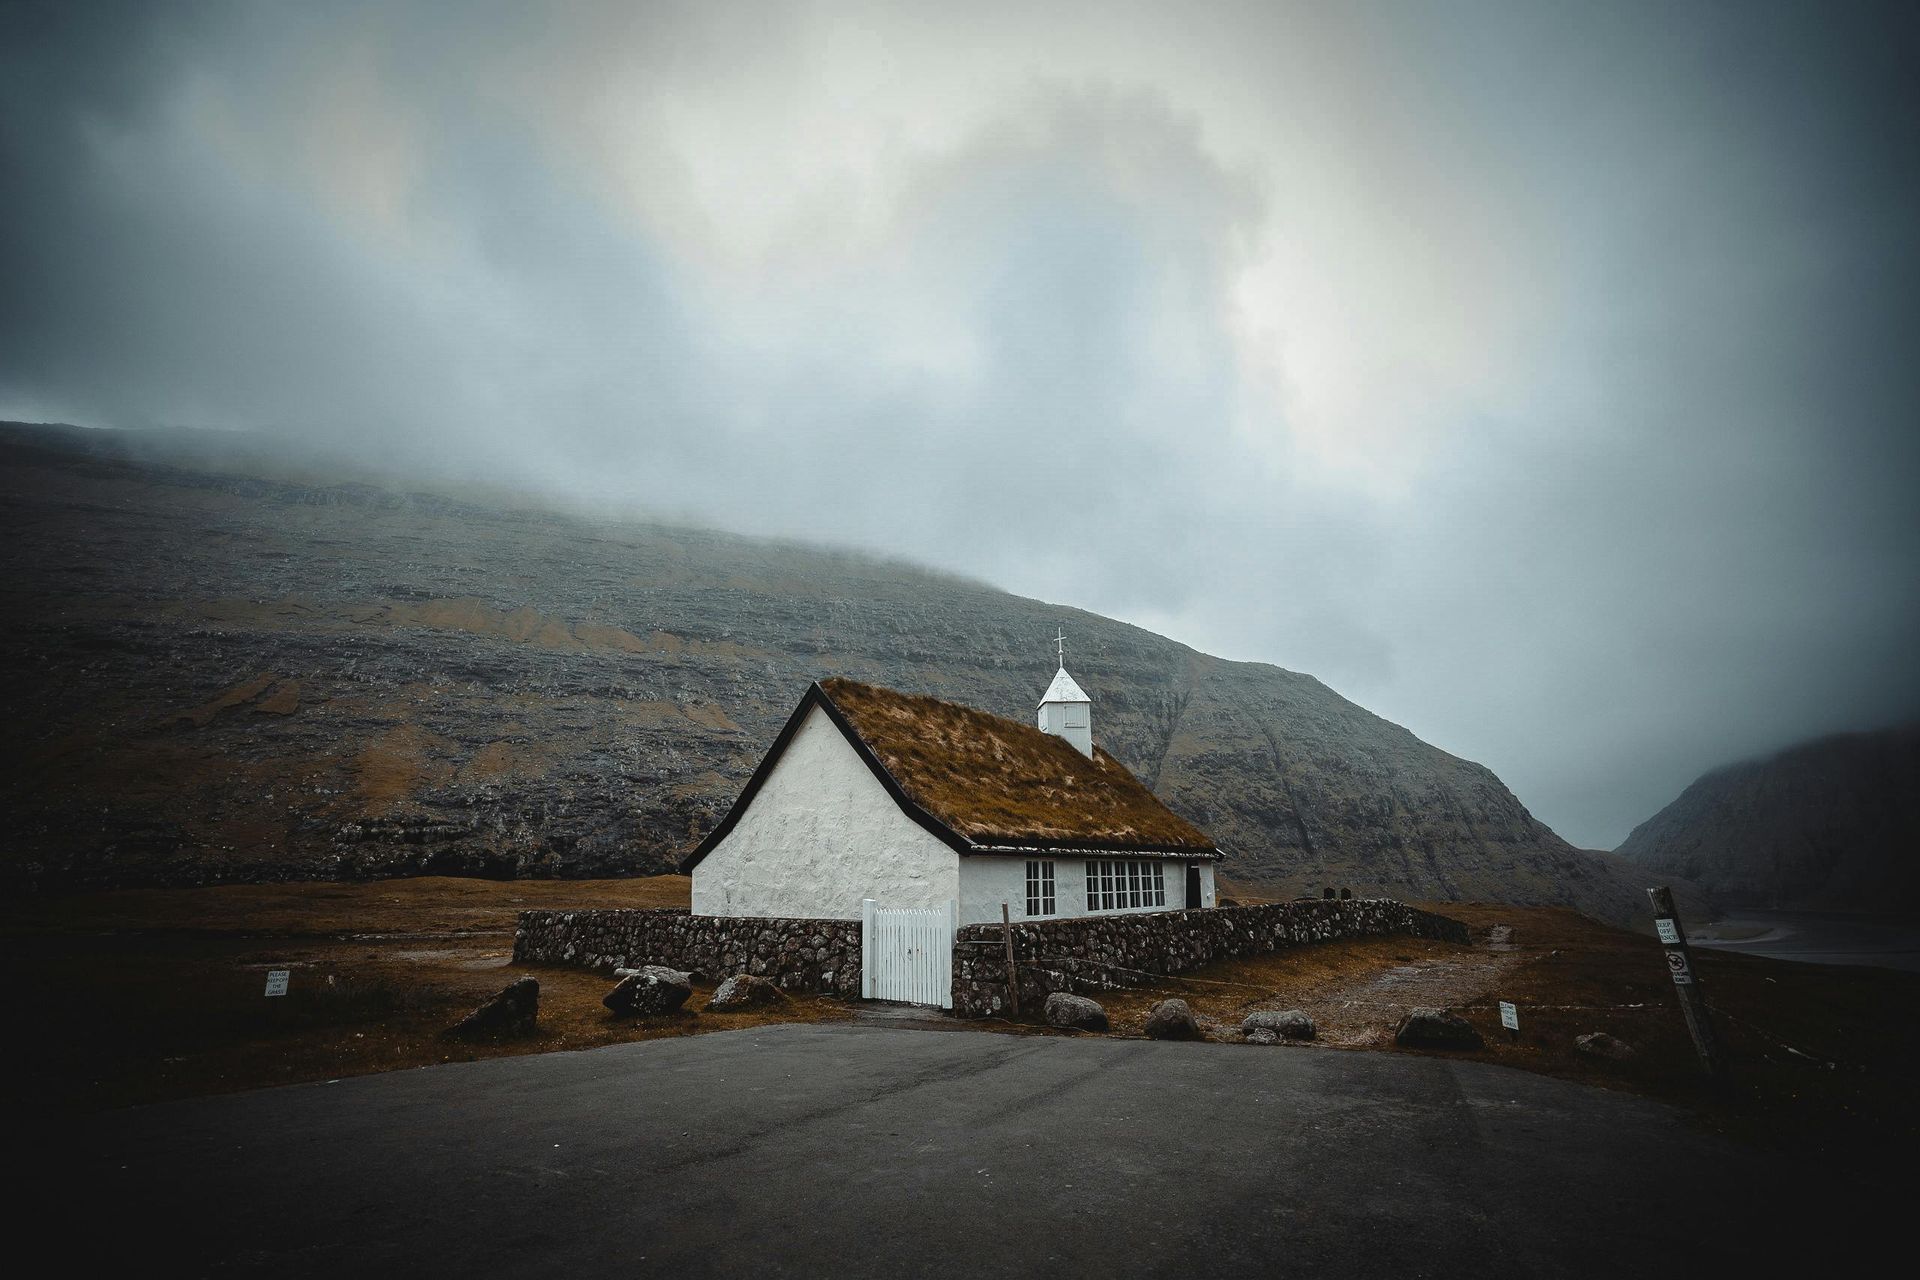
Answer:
691;703;959;920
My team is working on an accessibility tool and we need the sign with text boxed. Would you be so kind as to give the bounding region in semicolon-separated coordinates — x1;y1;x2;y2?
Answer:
1655;917;1681;945
1664;950;1693;985
264;969;290;998
1498;1001;1519;1031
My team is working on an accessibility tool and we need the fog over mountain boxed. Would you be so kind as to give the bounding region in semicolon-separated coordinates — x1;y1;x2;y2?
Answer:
3;1;1918;848
1618;727;1920;911
1;423;1693;926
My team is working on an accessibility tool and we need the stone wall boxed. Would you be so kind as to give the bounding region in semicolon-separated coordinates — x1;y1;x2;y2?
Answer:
513;908;863;998
515;898;1468;1017
951;898;1469;1017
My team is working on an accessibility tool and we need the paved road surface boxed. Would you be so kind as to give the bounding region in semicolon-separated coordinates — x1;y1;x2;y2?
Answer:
48;1026;1852;1276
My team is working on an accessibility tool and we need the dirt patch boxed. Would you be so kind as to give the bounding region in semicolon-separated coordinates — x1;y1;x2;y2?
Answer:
1073;930;1510;1045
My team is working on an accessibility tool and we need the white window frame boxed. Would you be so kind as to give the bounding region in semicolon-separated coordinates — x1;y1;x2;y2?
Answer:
1083;859;1166;912
1025;860;1056;917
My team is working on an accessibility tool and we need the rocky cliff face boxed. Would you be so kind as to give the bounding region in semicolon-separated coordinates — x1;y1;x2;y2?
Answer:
1616;728;1920;910
1;424;1670;923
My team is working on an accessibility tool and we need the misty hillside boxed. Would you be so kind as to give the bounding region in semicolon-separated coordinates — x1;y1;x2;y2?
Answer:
1616;727;1920;911
0;423;1674;924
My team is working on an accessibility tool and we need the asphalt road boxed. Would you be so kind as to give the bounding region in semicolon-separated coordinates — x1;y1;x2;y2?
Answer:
47;1026;1850;1277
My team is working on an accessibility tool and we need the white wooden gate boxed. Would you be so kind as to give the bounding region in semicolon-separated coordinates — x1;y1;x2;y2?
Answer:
861;898;956;1009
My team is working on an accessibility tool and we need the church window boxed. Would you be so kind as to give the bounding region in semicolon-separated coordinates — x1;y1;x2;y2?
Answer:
1025;861;1056;917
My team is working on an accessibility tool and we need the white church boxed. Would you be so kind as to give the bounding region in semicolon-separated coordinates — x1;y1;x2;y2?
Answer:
681;657;1222;926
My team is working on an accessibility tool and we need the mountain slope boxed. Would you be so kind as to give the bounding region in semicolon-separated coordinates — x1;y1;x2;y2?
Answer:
0;423;1672;923
1616;728;1920;910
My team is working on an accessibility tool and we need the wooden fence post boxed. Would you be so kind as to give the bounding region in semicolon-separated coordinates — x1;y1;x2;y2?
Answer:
1001;902;1021;1016
1648;886;1727;1081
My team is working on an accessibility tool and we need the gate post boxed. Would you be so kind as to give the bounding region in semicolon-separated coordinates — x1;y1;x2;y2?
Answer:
947;898;960;1011
861;898;876;1000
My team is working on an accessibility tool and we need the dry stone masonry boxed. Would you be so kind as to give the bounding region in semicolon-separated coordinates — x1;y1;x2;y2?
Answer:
514;908;863;997
517;898;1466;1018
952;898;1468;1018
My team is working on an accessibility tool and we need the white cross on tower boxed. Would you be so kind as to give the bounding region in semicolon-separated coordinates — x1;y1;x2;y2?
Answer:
1054;628;1066;667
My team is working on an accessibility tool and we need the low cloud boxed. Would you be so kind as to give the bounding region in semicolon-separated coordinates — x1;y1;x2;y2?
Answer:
4;0;1916;846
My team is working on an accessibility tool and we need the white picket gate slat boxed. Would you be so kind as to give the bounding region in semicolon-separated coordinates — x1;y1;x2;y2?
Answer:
861;898;955;1009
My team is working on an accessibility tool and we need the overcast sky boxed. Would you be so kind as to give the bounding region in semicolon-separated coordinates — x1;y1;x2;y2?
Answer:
4;0;1917;848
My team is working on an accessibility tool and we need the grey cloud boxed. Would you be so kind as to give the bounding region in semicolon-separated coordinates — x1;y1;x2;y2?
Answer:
2;0;1916;848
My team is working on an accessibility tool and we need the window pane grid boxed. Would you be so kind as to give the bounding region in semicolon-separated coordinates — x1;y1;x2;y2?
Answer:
1081;859;1174;913
1026;860;1056;916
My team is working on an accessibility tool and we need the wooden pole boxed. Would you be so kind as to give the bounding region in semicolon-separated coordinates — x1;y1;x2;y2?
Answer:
1647;886;1727;1081
1000;902;1021;1016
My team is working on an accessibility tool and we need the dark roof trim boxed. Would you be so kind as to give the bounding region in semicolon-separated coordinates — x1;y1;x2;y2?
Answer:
678;683;971;873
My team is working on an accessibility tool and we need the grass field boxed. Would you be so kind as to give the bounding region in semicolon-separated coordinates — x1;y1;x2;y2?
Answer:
1;876;847;1110
7;876;1915;1167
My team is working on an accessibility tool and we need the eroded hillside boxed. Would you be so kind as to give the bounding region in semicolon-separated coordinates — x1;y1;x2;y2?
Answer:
0;424;1670;923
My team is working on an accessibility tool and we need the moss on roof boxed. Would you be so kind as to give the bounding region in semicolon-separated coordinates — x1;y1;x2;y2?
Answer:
819;677;1215;851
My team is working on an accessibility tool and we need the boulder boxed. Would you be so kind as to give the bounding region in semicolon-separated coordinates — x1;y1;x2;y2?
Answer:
445;977;539;1040
706;974;787;1012
1575;1031;1637;1063
1043;992;1109;1032
1393;1006;1484;1050
1242;1009;1316;1041
1244;1027;1280;1046
1144;998;1203;1041
603;965;693;1016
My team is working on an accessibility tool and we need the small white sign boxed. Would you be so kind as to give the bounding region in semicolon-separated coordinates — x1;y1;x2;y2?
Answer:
1498;1001;1519;1031
1655;917;1681;945
1664;950;1693;985
264;969;290;997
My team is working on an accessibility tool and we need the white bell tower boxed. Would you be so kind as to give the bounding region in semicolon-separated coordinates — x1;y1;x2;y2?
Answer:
1037;629;1093;757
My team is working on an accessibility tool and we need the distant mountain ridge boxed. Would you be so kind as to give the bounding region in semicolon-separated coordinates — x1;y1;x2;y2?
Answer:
1616;727;1920;910
0;422;1678;924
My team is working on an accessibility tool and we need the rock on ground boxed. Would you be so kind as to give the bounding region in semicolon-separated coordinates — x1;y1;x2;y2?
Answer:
1043;992;1109;1032
603;965;693;1016
1144;998;1203;1041
706;974;786;1012
1575;1031;1636;1062
1242;1009;1316;1041
1244;1027;1280;1046
445;976;539;1040
1393;1006;1484;1050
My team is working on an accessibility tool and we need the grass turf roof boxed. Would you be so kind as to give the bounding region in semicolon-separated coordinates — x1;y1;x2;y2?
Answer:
818;677;1216;852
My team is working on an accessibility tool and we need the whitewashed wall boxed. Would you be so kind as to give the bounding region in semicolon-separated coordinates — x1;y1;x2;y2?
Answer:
958;856;1217;926
691;704;959;920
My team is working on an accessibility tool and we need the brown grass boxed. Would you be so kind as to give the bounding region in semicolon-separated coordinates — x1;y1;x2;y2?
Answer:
1009;901;1919;1165
0;874;694;936
9;879;1915;1169
0;875;856;1111
821;678;1214;849
353;723;455;810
